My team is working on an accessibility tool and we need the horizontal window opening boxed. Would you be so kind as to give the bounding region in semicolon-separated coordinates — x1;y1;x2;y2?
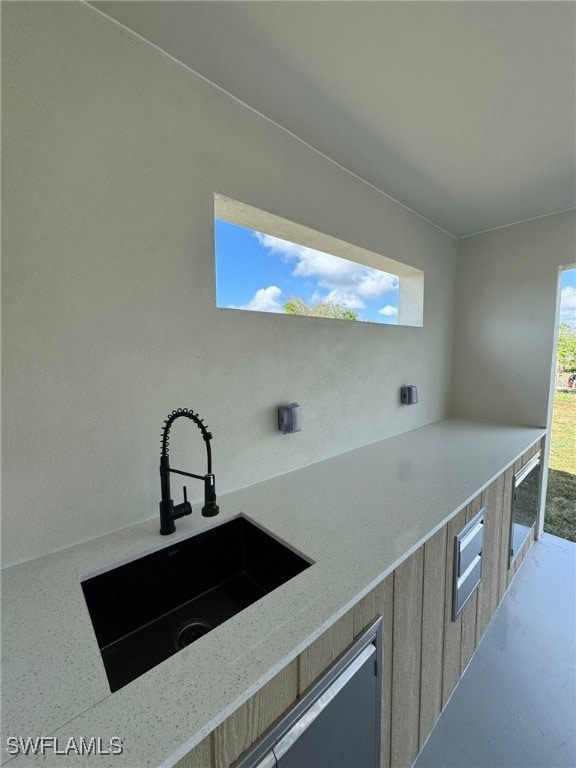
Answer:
214;194;424;327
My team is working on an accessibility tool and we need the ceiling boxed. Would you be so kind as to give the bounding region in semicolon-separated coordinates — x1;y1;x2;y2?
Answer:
92;1;576;237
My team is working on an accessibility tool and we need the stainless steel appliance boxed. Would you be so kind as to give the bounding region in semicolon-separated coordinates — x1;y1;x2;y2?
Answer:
509;451;541;567
234;618;382;768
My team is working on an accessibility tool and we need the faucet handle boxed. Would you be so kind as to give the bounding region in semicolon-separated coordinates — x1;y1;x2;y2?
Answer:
173;485;192;521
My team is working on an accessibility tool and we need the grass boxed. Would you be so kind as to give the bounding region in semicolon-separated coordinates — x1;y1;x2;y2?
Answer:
544;391;576;542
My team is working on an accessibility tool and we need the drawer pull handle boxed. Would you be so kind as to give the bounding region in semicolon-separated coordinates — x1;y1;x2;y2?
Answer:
459;520;483;551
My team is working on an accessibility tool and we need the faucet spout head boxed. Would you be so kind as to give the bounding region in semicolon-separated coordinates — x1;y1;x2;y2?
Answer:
202;473;219;517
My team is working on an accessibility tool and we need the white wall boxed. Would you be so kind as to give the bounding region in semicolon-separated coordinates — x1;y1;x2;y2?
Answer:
452;210;576;427
2;3;456;566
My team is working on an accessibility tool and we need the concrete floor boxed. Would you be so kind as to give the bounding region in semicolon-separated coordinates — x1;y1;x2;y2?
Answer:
414;533;576;768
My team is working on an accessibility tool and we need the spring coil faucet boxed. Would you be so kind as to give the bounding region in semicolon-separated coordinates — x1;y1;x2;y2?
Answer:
159;408;219;535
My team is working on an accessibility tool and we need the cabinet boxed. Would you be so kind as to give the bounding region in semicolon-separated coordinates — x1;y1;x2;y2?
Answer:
176;440;543;768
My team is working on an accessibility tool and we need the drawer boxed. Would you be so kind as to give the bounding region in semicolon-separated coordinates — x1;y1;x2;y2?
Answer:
452;509;484;620
453;553;482;620
458;518;484;576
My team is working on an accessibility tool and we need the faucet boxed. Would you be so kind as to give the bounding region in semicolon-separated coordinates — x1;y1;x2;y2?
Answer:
159;408;219;535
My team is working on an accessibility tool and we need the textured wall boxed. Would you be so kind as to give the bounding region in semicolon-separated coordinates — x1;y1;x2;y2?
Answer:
452;210;576;427
2;3;456;565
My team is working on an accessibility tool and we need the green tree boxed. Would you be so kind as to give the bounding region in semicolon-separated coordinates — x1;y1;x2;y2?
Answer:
557;323;576;371
284;297;359;320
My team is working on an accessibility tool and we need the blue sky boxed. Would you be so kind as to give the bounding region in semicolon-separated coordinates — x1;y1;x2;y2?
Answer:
214;220;399;324
560;268;576;328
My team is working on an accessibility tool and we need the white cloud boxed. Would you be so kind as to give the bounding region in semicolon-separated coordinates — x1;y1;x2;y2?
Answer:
254;231;398;311
292;250;362;284
561;285;576;308
230;285;283;313
560;285;576;327
356;271;398;299
324;289;366;310
378;305;398;317
253;232;302;260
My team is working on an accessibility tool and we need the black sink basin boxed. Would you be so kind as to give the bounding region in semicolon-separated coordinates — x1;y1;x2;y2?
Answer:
81;517;311;692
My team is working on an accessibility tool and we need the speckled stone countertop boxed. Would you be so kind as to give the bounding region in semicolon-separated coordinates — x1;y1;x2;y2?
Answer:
1;419;545;767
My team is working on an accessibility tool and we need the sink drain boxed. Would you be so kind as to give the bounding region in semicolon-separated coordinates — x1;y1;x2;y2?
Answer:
174;619;213;650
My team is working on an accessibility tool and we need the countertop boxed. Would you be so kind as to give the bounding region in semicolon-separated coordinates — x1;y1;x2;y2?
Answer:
1;419;545;767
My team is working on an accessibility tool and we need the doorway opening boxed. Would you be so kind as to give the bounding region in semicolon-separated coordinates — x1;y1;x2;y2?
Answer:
545;267;576;542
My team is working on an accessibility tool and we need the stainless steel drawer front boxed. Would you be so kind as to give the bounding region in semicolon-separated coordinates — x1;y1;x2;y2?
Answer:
454;554;482;618
452;509;485;621
458;519;484;576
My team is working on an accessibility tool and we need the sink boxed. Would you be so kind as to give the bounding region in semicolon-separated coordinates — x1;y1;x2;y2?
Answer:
81;516;311;692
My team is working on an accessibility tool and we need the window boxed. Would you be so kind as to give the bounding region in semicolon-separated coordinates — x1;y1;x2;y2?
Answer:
214;194;423;327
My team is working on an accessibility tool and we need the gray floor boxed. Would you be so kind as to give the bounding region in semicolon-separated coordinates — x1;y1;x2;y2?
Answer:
414;533;576;768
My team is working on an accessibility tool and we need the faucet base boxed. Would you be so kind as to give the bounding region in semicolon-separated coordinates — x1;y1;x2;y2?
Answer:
160;523;176;535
